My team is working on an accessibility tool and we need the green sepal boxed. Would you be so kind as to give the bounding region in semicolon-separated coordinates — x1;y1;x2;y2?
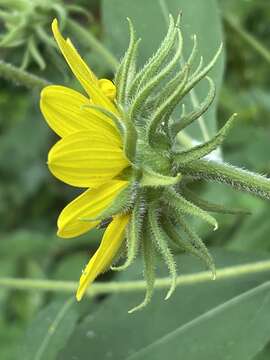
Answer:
148;204;177;300
129;28;183;121
51;3;68;29
173;113;237;165
128;15;176;97
183;187;251;215
177;216;216;279
183;43;223;95
35;26;57;49
162;216;215;275
115;18;137;105
163;188;218;230
112;196;144;271
141;167;182;187
147;66;189;145
28;36;46;70
128;224;156;313
0;24;25;47
186;34;198;67
152;34;197;110
169;76;215;137
120;106;138;163
191;55;203;79
162;216;195;252
20;47;30;70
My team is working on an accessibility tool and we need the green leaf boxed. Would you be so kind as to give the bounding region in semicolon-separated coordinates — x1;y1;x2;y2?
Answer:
21;298;79;360
253;342;270;360
128;282;270;360
102;0;224;139
58;249;270;360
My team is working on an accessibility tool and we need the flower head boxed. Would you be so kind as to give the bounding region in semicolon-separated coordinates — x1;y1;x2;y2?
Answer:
41;16;270;311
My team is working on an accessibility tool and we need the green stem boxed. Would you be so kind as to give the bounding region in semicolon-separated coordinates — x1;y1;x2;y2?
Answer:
0;60;50;89
224;13;270;65
177;159;270;200
1;259;270;297
67;19;119;71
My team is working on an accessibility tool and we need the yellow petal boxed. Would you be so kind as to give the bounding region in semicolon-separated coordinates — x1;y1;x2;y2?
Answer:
40;85;121;144
48;130;130;188
98;79;116;101
57;180;129;238
76;213;130;300
51;19;118;114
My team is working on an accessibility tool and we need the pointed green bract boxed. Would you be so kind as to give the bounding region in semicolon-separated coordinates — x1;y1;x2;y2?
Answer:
141;168;182;187
128;226;156;313
129;29;183;121
170;76;216;137
115;18;137;105
112;197;143;272
147;66;189;144
128;15;175;97
183;187;251;215
174;113;237;165
177;216;216;279
183;43;223;96
148;205;177;300
162;216;215;274
163;188;218;230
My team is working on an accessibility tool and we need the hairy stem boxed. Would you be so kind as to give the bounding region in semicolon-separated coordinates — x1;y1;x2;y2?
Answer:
1;259;270;296
0;60;50;89
177;159;270;200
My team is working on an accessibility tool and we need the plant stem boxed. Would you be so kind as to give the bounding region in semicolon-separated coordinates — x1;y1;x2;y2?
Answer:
67;19;119;72
0;60;50;89
177;159;270;200
0;259;270;297
224;13;270;65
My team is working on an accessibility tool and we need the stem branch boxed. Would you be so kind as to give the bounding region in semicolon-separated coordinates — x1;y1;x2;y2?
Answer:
0;60;50;89
0;259;270;297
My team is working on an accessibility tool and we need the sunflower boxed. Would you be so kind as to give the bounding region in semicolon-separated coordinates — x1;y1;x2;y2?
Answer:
40;16;270;312
40;19;130;301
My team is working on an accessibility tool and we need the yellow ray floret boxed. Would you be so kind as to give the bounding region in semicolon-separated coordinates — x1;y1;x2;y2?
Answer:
57;180;129;238
40;85;120;143
48;130;129;188
76;213;130;301
40;19;132;302
51;19;118;114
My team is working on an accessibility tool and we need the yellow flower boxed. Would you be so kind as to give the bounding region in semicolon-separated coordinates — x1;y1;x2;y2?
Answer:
40;19;130;301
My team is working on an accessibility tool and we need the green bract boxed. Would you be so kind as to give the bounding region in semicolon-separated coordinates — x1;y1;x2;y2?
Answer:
94;16;270;312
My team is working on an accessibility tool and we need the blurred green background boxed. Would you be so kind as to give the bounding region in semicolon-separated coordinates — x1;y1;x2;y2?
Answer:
0;0;270;359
